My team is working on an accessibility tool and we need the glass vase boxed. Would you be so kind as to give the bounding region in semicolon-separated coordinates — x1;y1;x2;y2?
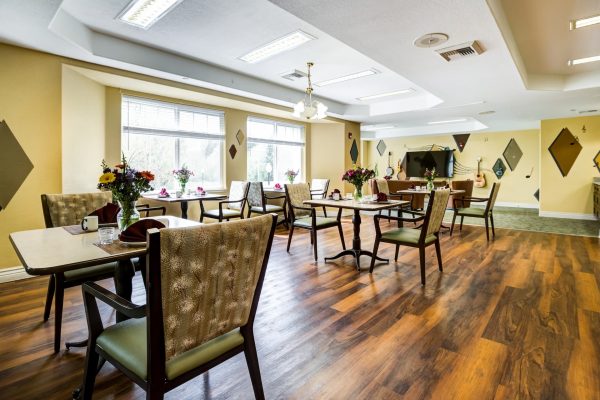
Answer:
353;185;363;202
179;181;187;194
117;200;140;231
426;180;434;191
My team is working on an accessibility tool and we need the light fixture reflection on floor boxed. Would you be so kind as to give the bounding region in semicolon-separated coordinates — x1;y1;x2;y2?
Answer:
293;62;327;120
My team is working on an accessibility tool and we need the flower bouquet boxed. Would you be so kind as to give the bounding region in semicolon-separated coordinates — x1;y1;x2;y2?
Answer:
424;168;437;191
98;155;154;230
173;165;194;193
284;169;299;184
342;165;375;201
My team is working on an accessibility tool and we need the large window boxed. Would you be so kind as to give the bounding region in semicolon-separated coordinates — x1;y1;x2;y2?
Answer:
121;96;225;190
247;117;305;185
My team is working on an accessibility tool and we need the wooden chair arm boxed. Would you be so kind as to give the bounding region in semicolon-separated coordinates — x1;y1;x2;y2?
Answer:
83;282;146;319
264;194;286;200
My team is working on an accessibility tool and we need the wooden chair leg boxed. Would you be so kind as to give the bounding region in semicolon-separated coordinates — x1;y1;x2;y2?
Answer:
419;247;426;285
243;333;266;400
43;275;55;321
199;213;204;223
395;244;400;261
435;240;443;271
450;212;457;236
369;239;380;273
80;344;100;400
286;225;295;252
322;206;328;218
337;223;346;250
54;275;65;353
484;217;490;241
460;216;464;231
490;213;496;237
312;230;318;261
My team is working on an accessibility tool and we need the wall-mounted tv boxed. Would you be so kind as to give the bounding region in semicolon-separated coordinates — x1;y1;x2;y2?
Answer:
405;150;454;178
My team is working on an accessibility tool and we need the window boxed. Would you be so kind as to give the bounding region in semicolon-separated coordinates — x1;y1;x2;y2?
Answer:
247;117;305;185
121;96;225;190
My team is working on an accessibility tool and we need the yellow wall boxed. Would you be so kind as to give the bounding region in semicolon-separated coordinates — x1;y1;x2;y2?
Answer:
540;115;600;216
364;130;541;206
0;44;62;268
311;124;345;192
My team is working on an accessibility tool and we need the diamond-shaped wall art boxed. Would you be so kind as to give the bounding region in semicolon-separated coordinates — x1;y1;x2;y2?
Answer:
594;150;600;173
229;144;237;159
493;158;506;179
453;134;470;152
533;189;539;201
548;127;582;177
503;138;522;171
350;139;359;164
236;129;245;145
376;140;387;156
0;120;34;210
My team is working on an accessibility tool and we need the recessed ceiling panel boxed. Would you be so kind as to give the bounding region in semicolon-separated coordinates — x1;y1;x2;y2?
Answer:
548;128;582;177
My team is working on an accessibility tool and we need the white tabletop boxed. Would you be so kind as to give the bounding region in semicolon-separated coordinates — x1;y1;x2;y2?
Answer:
9;216;199;275
142;193;226;203
304;198;408;211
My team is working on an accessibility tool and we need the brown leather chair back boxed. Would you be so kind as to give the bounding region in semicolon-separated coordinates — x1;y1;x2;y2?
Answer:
450;180;474;208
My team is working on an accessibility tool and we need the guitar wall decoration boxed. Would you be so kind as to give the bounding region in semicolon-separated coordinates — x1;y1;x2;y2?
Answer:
474;157;486;188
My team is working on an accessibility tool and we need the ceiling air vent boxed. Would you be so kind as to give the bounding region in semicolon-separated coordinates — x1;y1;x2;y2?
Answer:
436;40;484;62
281;69;308;81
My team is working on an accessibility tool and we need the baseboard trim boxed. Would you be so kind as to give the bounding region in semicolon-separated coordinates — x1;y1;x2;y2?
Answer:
495;202;538;209
539;211;597;221
0;266;31;283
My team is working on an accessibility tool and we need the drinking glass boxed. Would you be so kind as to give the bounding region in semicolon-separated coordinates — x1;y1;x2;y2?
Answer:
98;227;115;245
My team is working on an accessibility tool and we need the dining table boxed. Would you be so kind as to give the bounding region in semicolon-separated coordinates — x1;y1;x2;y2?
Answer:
142;192;226;219
303;198;409;271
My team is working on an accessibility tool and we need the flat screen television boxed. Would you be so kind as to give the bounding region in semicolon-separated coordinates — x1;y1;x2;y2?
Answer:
405;150;454;178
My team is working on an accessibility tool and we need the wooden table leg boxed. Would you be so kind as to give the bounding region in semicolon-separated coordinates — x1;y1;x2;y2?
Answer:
114;259;135;322
180;202;188;219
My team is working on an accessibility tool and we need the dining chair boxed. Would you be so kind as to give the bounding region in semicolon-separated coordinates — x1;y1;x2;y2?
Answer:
79;214;277;400
373;179;415;223
137;204;167;217
246;182;288;227
449;179;474;209
200;181;249;222
310;178;330;217
450;182;501;241
369;189;450;285
285;183;345;261
40;192;116;353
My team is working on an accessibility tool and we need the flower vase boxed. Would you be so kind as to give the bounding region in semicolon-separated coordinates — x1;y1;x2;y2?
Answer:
288;177;295;184
426;180;434;192
179;181;187;194
353;185;364;202
117;200;140;231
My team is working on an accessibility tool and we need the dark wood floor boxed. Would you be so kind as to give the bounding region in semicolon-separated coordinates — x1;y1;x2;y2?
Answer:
1;218;599;399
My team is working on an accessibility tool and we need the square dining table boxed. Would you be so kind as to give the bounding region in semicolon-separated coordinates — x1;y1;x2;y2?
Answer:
303;198;409;271
142;192;226;219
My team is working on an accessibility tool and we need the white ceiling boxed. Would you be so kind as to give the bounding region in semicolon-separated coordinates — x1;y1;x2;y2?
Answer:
0;0;599;138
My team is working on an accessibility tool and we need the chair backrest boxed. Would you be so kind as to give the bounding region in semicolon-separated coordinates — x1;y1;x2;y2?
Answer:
451;180;474;208
423;189;450;237
285;183;311;218
375;179;390;195
486;182;501;213
310;178;330;198
146;214;276;366
41;192;113;228
247;182;265;209
226;181;249;210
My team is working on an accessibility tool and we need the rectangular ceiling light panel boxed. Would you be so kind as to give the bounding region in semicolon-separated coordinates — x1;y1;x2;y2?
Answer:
315;69;379;87
428;118;468;125
240;30;315;64
568;55;600;65
357;89;414;101
118;0;183;29
570;14;600;30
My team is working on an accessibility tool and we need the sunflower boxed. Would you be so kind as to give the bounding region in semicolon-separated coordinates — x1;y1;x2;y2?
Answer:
99;172;116;184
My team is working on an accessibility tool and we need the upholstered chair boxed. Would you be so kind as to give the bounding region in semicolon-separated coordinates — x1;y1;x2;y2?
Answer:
451;182;501;241
246;182;288;227
309;178;330;217
40;192;116;352
285;183;345;261
373;179;415;223
79;214;277;400
200;181;249;222
370;189;450;285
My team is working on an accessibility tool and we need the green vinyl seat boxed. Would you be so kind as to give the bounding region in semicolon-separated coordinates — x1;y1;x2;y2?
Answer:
292;216;339;229
454;207;486;217
381;228;437;245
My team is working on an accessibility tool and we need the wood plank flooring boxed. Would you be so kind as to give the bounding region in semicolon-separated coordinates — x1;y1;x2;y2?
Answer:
0;218;599;399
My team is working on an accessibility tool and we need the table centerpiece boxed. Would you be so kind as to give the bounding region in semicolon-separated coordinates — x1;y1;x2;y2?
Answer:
342;165;375;202
173;165;194;194
284;169;299;184
98;155;154;230
424;167;437;191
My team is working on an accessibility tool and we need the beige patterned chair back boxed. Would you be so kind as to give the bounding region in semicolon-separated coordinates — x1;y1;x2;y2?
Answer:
247;182;264;208
43;192;113;227
310;179;329;198
487;182;501;212
375;179;390;195
159;214;273;361
226;181;248;210
285;183;311;218
425;189;450;236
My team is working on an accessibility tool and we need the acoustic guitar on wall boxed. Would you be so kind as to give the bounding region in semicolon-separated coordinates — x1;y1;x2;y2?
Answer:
474;157;486;188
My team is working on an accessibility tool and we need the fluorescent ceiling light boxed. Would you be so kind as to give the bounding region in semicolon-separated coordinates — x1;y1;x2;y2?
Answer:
570;14;600;29
427;118;468;125
568;55;600;66
357;89;414;101
315;69;378;87
118;0;183;29
240;30;315;64
362;124;395;131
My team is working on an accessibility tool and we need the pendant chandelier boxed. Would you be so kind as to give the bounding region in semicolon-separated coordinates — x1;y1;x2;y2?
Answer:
293;62;327;120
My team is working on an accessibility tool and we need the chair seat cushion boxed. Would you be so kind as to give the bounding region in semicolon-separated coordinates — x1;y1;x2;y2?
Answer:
293;217;338;228
203;209;243;219
381;228;437;245
64;262;116;282
250;204;284;213
96;318;244;381
456;207;486;217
